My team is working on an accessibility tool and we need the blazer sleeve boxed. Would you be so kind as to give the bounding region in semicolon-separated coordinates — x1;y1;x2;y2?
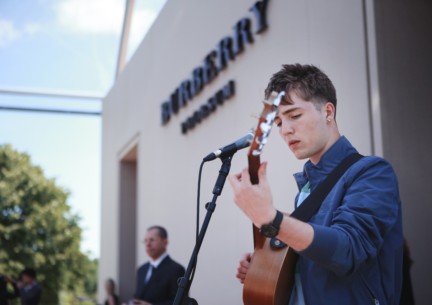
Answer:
299;158;402;276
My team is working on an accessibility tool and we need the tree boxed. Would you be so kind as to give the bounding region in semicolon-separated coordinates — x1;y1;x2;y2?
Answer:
0;144;96;305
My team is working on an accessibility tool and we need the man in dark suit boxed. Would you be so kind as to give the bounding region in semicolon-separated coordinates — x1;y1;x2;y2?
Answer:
132;226;185;305
18;268;42;305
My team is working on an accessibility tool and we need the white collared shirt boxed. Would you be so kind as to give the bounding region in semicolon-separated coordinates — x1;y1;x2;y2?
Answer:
149;251;168;268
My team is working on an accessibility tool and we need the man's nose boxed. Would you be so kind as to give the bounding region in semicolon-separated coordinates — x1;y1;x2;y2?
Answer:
280;121;293;134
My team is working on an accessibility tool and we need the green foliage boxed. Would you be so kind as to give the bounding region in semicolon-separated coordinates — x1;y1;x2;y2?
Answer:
0;144;97;305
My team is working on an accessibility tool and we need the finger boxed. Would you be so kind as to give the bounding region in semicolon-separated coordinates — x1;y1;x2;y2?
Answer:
236;269;247;282
240;252;253;262
236;272;246;281
240;167;251;184
237;264;250;274
228;172;241;188
237;252;252;277
239;260;250;270
236;274;245;284
240;252;251;262
258;161;269;187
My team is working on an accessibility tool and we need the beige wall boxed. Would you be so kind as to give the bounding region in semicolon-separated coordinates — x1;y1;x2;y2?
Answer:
99;0;377;303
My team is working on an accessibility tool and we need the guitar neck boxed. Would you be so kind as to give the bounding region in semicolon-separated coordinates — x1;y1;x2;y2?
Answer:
248;154;260;185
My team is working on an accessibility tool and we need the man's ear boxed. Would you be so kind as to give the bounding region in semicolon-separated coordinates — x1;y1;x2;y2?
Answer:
324;102;336;120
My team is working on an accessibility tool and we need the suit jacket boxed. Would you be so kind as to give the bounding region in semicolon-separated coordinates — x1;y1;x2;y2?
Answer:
19;282;42;305
134;256;185;305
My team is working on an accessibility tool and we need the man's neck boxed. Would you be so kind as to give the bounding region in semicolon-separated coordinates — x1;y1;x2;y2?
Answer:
24;281;36;289
150;251;168;267
310;133;341;165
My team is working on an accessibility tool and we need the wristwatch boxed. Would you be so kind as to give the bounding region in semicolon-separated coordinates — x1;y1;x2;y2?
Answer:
259;210;283;238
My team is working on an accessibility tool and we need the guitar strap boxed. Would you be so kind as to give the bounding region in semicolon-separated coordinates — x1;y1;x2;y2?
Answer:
290;153;364;222
270;153;364;248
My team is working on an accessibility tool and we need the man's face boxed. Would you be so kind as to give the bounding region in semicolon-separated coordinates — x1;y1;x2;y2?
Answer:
144;229;167;260
21;274;32;285
275;92;333;164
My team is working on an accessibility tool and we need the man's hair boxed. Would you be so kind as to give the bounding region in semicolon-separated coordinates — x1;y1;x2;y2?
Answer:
21;267;37;279
264;63;337;111
147;225;168;240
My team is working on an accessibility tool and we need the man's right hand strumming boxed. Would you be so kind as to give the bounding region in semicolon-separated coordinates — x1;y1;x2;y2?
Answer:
236;253;253;284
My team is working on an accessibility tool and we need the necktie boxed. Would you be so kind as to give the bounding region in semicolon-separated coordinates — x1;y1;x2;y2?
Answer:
144;265;153;285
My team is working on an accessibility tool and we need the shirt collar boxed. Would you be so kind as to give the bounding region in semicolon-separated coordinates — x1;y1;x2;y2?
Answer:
23;282;37;291
294;136;358;190
150;251;168;268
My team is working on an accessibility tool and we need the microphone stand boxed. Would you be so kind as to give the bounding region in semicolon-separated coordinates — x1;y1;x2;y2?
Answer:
173;155;234;305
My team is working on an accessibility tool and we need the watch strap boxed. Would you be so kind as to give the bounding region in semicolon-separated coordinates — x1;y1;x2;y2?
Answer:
259;210;283;237
272;210;283;228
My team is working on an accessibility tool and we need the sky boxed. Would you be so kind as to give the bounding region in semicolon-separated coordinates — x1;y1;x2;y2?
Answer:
0;0;167;258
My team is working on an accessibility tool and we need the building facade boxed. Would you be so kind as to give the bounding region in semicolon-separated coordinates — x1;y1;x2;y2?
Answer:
99;0;432;304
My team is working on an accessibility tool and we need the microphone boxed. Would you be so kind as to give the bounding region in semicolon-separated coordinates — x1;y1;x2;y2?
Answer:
203;131;254;161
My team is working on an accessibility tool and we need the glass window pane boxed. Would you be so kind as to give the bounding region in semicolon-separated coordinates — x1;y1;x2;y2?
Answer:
0;0;125;95
126;0;167;62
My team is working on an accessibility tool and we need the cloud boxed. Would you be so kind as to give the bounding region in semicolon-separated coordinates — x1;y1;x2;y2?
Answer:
23;22;44;35
0;19;43;48
0;20;20;47
54;0;124;34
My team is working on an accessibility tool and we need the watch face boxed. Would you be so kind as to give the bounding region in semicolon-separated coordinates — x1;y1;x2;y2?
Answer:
260;210;282;238
260;224;278;238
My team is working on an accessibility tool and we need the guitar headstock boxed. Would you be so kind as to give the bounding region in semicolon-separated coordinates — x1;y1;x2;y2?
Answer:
248;91;285;157
248;91;285;184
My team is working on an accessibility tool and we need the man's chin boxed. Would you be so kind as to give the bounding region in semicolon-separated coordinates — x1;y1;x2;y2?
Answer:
292;150;308;160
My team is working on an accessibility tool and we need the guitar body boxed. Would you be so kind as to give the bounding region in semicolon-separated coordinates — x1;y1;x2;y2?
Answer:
242;91;297;305
243;231;297;305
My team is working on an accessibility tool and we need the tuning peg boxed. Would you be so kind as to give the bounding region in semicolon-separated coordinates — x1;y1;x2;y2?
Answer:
260;122;271;133
252;149;261;156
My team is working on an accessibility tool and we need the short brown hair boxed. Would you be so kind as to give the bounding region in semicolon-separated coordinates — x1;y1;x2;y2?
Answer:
147;225;168;240
265;64;337;111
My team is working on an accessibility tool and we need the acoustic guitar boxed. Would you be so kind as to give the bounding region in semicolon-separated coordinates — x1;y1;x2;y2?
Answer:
243;91;297;305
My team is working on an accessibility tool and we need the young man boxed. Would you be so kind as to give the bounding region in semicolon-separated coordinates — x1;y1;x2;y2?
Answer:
229;64;403;305
132;226;185;305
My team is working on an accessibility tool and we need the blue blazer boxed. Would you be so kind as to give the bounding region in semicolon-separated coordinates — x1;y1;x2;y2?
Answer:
294;136;403;305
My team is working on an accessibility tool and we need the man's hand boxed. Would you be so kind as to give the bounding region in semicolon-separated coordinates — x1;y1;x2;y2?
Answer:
236;253;253;284
228;162;276;227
